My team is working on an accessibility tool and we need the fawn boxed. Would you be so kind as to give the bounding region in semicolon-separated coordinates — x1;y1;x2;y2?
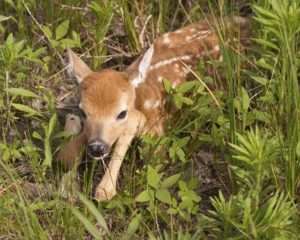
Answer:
57;16;249;201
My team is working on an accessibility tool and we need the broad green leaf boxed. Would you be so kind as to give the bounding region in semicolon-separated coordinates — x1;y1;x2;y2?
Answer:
174;95;183;109
71;208;103;240
296;142;300;158
181;96;194;105
6;33;14;45
0;15;11;22
135;190;150;202
48;113;57;137
29;200;57;211
15;40;25;54
177;81;197;93
241;87;250;112
182;190;201;203
147;166;161;189
11;103;42;117
60;38;79;49
43;114;57;167
43;136;52;167
56;20;70;40
5;88;39;98
78;193;109;233
163;79;172;93
123;214;142;240
32;131;43;140
250;76;268;86
256;58;274;71
42;25;52;39
253;38;279;51
253;5;278;20
156;189;172;204
161;174;181;189
176;148;186;162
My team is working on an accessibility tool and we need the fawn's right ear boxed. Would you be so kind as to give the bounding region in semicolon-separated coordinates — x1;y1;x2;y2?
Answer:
67;49;92;83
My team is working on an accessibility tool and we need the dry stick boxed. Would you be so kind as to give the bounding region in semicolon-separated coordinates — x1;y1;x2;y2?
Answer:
23;0;115;84
0;179;22;197
139;15;152;49
22;1;65;66
22;0;69;86
44;37;111;84
106;43;133;58
180;61;221;109
179;0;193;24
60;4;89;12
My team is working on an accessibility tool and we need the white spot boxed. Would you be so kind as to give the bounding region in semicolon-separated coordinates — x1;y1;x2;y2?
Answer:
144;100;152;109
185;36;192;41
131;45;154;87
202;45;221;56
183;66;191;75
79;102;83;109
144;100;160;109
185;30;211;42
174;63;180;72
150;55;191;71
153;101;160;108
158;76;163;82
162;34;171;45
175;29;183;34
213;45;220;52
190;28;197;33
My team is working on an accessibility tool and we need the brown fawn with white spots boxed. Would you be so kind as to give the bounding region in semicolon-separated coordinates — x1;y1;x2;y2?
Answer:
57;16;249;201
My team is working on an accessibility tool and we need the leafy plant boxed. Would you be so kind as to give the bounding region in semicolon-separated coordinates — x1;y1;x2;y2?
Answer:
209;191;297;240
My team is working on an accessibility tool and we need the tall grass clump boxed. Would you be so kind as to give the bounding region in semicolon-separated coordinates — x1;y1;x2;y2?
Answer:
253;0;300;197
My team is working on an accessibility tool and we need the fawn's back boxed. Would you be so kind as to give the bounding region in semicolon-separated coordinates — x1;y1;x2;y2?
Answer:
127;16;249;135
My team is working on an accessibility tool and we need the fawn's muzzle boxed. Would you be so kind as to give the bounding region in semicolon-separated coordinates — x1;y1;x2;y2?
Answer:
87;140;109;158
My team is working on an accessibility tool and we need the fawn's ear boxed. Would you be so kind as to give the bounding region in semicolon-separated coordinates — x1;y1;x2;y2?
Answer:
130;45;154;87
67;49;92;83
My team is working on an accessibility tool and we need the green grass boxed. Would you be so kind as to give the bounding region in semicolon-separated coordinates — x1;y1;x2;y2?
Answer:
1;0;300;239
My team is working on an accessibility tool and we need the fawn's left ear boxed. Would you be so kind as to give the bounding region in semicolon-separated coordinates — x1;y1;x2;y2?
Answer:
130;45;154;87
67;49;92;83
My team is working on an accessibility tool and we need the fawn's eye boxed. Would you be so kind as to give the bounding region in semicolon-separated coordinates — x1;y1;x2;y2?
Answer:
116;110;127;120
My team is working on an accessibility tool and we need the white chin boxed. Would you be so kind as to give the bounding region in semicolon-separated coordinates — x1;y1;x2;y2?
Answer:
90;153;109;160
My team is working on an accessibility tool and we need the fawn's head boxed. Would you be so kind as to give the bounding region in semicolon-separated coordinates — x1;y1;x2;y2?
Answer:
67;48;153;159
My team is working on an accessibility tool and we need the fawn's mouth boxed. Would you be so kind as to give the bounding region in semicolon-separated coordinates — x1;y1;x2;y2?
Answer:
89;152;109;160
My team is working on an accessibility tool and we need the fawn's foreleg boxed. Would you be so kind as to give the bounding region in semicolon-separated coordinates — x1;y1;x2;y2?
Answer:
94;110;146;201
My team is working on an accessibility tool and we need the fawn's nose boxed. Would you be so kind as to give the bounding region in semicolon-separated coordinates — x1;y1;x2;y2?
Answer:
87;140;109;158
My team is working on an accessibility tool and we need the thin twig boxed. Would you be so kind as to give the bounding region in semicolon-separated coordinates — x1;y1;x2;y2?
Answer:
139;15;152;49
181;61;221;108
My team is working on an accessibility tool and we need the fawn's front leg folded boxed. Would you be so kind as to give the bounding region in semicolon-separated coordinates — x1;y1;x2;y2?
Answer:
94;110;146;201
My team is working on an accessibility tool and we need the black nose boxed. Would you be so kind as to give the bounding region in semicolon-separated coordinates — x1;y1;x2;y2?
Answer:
87;140;109;158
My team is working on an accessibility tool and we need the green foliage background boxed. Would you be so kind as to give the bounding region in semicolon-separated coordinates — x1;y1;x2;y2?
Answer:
0;0;300;239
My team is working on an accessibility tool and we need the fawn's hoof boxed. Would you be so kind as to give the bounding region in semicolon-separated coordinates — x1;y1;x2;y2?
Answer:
94;185;117;201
